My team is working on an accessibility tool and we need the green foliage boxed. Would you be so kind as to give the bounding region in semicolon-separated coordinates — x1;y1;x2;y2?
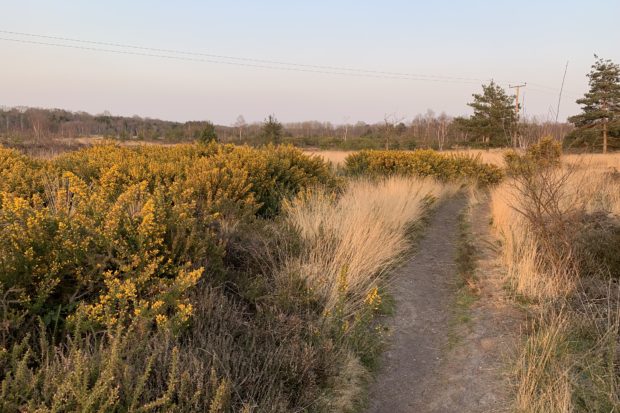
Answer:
564;127;619;152
566;56;620;152
504;136;562;176
261;114;283;145
575;215;620;279
344;149;504;185
198;121;218;144
454;81;517;148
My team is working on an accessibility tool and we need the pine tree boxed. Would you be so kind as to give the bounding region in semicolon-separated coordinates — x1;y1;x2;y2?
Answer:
567;56;620;153
198;121;218;144
262;114;283;145
455;81;517;148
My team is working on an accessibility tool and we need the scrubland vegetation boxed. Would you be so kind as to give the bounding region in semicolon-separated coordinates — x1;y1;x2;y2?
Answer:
344;149;503;185
1;54;618;410
0;142;462;412
490;139;620;411
2;133;620;411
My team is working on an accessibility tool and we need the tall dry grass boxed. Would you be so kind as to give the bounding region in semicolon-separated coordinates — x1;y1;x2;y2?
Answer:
491;153;620;412
272;175;455;411
283;176;455;319
564;152;620;171
491;182;577;301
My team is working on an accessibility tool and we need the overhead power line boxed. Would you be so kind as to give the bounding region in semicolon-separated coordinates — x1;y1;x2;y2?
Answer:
0;29;500;84
0;29;580;98
0;29;493;83
1;36;489;83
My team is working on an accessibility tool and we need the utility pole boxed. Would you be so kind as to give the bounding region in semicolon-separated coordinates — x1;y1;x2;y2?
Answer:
509;83;526;148
509;83;527;117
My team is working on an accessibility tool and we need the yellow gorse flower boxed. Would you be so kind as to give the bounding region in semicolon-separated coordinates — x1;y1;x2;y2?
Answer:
364;286;382;310
0;143;335;335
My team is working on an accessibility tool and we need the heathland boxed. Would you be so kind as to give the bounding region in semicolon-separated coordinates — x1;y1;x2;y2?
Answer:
1;138;619;412
0;142;501;412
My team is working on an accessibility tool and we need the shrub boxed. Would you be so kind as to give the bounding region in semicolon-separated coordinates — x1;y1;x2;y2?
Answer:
1;142;442;411
575;213;620;278
493;140;620;412
505;136;562;177
503;137;579;267
344;149;503;185
0;142;335;343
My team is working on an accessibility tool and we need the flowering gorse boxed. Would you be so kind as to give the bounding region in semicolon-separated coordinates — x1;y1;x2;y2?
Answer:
0;142;336;339
345;149;504;185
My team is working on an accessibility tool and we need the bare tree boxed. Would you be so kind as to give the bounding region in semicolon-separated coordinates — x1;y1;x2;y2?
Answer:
343;116;350;142
436;112;449;151
382;113;406;150
234;115;246;142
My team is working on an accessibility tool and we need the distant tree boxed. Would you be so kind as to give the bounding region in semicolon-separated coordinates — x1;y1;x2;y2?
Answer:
198;121;218;144
436;112;450;151
566;56;620;153
454;81;517;148
381;113;406;150
234;115;246;141
262;114;283;144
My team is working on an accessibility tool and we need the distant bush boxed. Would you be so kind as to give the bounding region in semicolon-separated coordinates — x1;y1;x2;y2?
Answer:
344;149;503;185
504;136;562;177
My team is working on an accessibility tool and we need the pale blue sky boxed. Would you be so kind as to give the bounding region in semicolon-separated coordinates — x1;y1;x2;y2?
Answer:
1;1;618;124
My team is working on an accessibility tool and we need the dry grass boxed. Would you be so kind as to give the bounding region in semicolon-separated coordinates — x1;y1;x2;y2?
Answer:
564;152;620;171
304;150;353;167
283;176;456;318
491;156;620;412
267;175;456;411
514;309;573;412
491;182;577;301
450;149;620;171
446;149;507;167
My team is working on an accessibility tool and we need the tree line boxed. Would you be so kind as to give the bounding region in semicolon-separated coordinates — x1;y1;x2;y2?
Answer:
0;106;572;150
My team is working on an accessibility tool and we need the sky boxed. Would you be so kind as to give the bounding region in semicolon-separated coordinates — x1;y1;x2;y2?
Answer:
1;0;619;124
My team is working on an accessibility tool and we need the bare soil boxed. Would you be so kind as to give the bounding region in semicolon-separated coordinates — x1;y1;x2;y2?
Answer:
366;194;522;413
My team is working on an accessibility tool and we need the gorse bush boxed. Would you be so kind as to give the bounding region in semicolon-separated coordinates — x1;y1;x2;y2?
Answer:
0;143;335;337
344;149;503;185
0;142;345;411
504;136;562;177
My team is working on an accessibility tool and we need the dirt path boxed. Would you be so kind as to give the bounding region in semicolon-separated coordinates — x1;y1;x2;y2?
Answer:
366;194;521;413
